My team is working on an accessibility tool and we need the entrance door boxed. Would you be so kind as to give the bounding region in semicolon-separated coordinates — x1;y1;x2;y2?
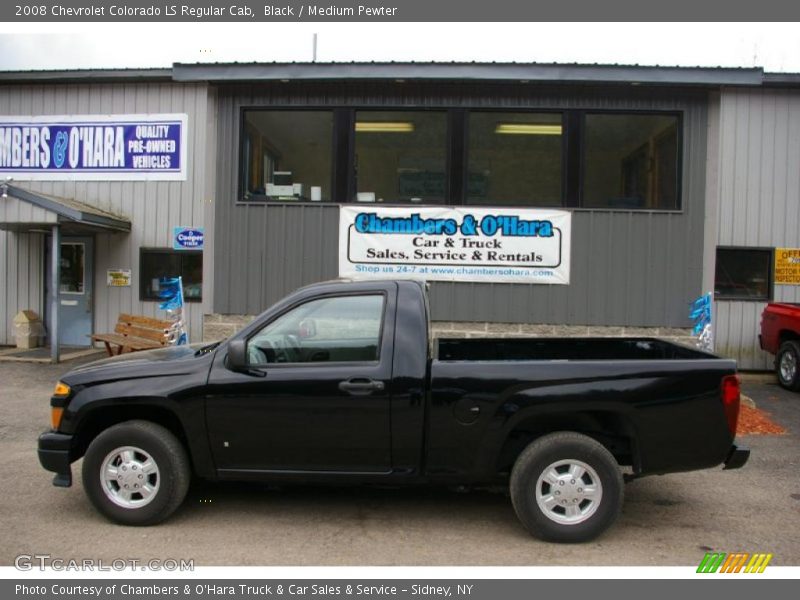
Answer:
57;237;93;347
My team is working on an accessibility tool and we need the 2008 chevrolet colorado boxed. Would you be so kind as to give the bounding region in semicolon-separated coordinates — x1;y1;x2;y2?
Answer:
38;279;749;542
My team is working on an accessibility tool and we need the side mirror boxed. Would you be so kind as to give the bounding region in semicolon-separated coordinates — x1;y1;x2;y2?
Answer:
226;338;248;371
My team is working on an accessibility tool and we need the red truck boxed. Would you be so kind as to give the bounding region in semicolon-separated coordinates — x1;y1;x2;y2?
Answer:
760;303;800;390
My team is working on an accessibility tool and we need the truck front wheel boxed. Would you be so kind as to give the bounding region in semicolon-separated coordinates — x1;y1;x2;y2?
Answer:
81;420;190;526
776;341;800;391
510;432;623;543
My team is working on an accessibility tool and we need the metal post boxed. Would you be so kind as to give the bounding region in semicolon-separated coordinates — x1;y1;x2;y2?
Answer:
312;33;317;62
50;224;60;364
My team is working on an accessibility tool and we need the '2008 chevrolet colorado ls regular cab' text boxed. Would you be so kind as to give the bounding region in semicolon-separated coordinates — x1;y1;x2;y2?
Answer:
38;279;749;542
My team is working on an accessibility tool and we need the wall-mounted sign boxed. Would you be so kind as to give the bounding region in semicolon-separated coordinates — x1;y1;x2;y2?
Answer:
173;227;204;250
0;113;187;180
339;206;571;284
107;269;131;287
775;248;800;284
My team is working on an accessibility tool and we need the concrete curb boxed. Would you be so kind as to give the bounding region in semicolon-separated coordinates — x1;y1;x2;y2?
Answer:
740;394;756;409
739;372;777;385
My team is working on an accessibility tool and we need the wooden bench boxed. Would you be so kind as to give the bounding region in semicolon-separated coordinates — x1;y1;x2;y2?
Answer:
91;313;175;356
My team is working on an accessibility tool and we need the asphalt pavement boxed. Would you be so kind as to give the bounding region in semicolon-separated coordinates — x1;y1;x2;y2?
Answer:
2;355;798;567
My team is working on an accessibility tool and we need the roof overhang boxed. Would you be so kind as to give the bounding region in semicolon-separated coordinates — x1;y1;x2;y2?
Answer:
172;62;766;87
0;184;131;234
2;62;796;89
0;68;172;84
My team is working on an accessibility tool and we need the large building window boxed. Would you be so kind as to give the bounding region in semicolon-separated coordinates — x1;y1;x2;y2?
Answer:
241;110;333;202
140;249;203;302
466;112;563;206
237;108;682;210
715;248;773;301
354;111;448;204
583;113;680;209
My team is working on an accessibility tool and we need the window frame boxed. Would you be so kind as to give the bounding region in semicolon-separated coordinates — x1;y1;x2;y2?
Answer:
352;107;451;206
462;108;567;209
244;291;389;368
579;109;683;212
59;242;87;295
237;106;339;204
714;246;774;302
138;248;203;303
236;105;685;213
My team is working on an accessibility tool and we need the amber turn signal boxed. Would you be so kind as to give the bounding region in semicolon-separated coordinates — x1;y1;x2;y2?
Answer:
50;407;64;430
53;382;70;396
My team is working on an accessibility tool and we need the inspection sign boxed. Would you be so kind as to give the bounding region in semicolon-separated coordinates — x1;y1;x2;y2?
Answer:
775;248;800;284
106;269;131;287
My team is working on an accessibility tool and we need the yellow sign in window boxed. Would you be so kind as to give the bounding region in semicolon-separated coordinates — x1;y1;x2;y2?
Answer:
775;248;800;285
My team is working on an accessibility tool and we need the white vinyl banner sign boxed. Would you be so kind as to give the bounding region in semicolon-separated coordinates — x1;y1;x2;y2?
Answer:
339;206;571;284
0;113;187;180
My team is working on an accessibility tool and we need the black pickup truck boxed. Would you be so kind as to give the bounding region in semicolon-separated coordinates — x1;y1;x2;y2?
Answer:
39;279;749;542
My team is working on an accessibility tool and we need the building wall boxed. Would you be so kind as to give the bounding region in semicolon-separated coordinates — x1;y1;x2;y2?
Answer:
714;87;800;369
213;82;709;328
0;81;215;345
0;231;45;344
201;312;693;347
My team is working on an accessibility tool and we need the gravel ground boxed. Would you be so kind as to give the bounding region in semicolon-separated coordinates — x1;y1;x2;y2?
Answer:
1;355;798;566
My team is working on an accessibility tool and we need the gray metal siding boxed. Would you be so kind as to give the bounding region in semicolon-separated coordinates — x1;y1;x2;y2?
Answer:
0;196;57;225
715;88;800;369
0;231;44;344
214;83;709;327
0;82;214;345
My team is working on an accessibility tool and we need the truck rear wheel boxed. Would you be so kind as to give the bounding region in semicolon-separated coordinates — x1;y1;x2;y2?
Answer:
81;420;190;526
510;432;623;543
776;341;800;391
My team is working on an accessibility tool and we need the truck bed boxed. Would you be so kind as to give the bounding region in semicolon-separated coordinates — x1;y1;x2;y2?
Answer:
437;337;711;361
429;336;736;480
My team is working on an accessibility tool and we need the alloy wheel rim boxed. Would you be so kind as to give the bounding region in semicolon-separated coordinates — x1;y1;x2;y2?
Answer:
780;350;797;383
100;446;160;509
535;459;603;525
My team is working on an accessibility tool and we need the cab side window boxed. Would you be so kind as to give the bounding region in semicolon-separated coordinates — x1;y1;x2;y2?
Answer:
247;295;384;365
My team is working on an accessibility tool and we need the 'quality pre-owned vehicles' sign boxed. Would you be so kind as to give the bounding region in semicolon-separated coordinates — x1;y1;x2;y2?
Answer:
339;206;571;284
0;114;187;180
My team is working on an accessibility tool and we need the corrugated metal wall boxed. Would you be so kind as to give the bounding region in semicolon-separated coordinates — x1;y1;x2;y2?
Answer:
0;231;44;344
0;82;214;346
214;82;708;328
715;88;800;369
0;196;58;225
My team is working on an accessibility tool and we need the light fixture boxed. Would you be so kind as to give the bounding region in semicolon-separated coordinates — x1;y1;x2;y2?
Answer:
355;122;415;133
494;123;563;135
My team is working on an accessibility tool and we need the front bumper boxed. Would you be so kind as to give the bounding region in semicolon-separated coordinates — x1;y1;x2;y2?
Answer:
723;443;750;470
38;431;74;487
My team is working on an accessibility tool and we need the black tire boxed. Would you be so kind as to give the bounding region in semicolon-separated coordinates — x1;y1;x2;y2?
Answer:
776;341;800;391
81;420;190;526
510;431;623;543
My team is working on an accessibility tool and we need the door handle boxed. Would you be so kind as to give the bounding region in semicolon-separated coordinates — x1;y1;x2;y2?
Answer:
338;378;385;395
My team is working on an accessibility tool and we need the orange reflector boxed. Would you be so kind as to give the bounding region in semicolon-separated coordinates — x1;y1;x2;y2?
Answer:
53;382;70;396
51;407;64;430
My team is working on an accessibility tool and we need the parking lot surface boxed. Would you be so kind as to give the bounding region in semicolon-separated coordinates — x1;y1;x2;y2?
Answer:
2;356;798;566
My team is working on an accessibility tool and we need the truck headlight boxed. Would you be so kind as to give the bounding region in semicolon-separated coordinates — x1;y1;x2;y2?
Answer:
50;382;70;430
